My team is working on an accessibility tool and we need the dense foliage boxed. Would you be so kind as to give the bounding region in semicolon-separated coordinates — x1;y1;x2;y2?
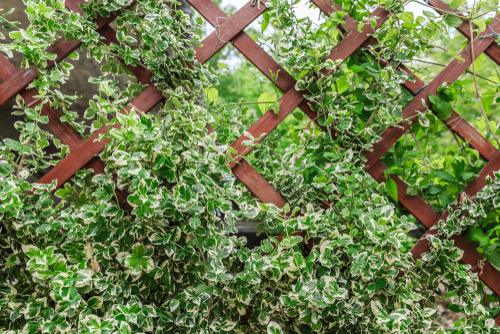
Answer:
0;0;500;333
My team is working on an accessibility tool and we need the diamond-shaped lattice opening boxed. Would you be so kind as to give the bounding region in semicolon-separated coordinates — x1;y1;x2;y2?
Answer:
61;49;123;133
401;2;500;86
0;1;148;183
62;47;146;136
411;41;498;86
381;116;487;214
211;43;281;113
245;110;327;201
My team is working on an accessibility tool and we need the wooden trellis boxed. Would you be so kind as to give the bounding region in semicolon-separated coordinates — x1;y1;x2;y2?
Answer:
1;0;500;324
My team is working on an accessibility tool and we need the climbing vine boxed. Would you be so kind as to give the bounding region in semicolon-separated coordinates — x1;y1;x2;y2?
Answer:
0;0;499;333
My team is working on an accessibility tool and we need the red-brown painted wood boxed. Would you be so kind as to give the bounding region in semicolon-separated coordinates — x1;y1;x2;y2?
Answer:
0;11;121;109
193;0;268;64
368;160;440;227
364;15;500;170
314;0;497;162
0;57;132;212
232;160;288;209
0;53;17;78
35;84;163;190
0;66;40;109
428;0;500;67
186;0;330;136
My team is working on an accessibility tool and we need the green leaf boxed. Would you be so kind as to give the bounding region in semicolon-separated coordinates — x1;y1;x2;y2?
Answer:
189;217;201;229
206;87;218;103
484;252;500;270
400;12;414;24
9;31;21;39
258;92;276;114
132;243;146;257
271;101;280;115
406;185;419;196
179;184;192;201
470;227;490;247
281;236;302;247
192;183;205;193
87;222;101;238
385;178;398;202
170;299;180;312
421;308;436;317
171;97;182;109
481;90;495;116
426;185;445;195
4;139;22;151
435;171;455;183
444;15;463;28
450;0;465;9
87;296;103;309
261;12;269;33
262;240;274;253
267;321;283;334
357;22;364;33
429;93;452;120
0;162;12;175
69;51;79;60
376;278;388;288
283;203;290;214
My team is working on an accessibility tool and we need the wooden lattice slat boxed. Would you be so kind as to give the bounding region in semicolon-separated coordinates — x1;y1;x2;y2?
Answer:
0;13;124;109
189;0;447;232
316;0;498;162
226;3;396;166
311;0;500;322
365;22;500;168
2;0;500;325
190;0;500;322
0;0;276;217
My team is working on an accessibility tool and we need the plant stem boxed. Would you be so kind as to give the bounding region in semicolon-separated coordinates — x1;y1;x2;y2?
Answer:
16;153;27;179
413;59;499;84
221;101;276;107
429;44;448;52
469;16;500;147
471;4;500;20
452;132;472;167
413;0;470;20
410;130;430;174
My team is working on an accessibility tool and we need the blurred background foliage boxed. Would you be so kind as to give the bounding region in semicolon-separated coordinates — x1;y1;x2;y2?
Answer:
190;1;500;257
